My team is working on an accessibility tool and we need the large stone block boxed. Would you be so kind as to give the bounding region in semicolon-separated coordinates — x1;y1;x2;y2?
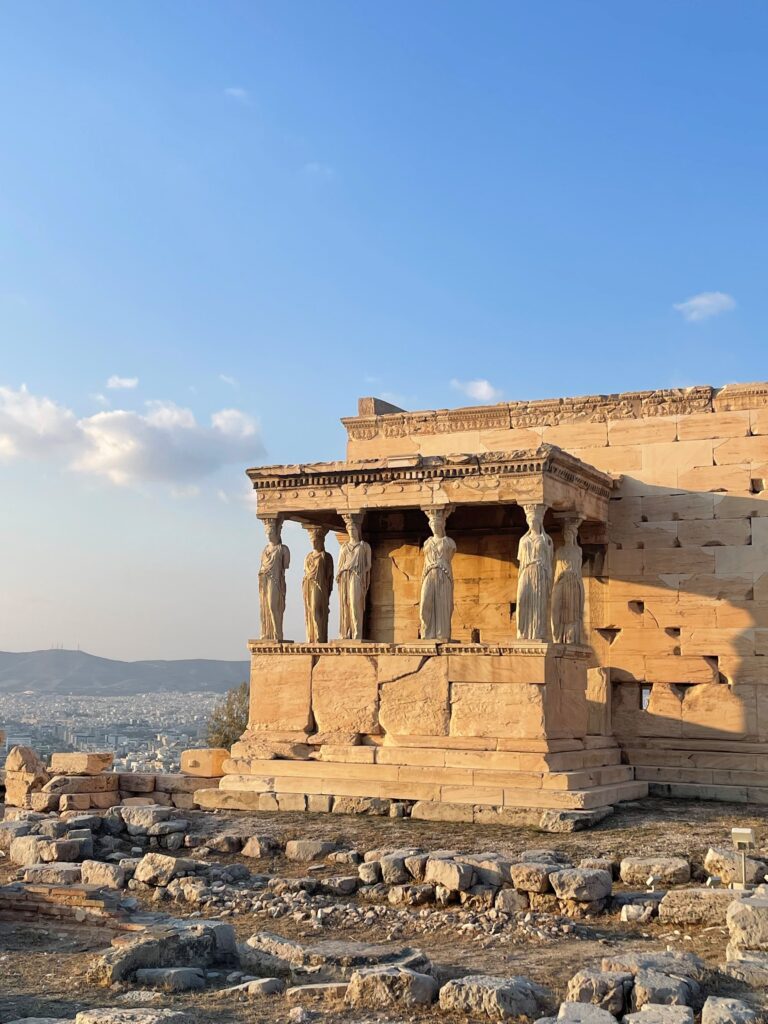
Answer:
250;653;313;733
312;655;379;734
49;752;113;776
180;748;228;777
379;657;449;736
450;682;545;739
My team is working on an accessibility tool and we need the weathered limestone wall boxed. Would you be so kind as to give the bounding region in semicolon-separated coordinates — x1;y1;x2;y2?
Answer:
247;646;589;743
344;383;768;797
368;534;519;644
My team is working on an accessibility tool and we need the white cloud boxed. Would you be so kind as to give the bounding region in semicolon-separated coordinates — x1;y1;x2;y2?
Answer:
0;385;79;459
0;384;262;488
224;86;250;103
91;393;110;407
450;378;503;403
219;373;238;388
106;375;139;390
673;291;736;322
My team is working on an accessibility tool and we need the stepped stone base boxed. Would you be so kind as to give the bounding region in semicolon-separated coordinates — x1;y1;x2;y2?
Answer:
201;642;648;824
621;738;768;805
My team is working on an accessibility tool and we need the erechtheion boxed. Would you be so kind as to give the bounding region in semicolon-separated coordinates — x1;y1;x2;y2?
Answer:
198;382;768;823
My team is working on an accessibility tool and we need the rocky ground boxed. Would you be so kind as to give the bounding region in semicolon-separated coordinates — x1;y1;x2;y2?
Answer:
1;798;768;1024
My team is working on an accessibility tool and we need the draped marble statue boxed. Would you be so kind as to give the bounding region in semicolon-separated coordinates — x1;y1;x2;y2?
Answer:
336;513;371;641
552;518;584;644
419;507;456;640
516;503;554;641
303;526;334;643
258;517;290;641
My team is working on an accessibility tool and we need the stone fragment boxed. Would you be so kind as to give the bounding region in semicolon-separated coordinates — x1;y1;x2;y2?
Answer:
549;869;612;902
704;846;767;886
319;875;358;896
465;853;513;887
358;862;382;884
134;967;205;991
659;888;740;926
556;1004;616;1023
119;774;156;793
619;857;690;886
701;996;758;1024
285;840;336;861
622;1008;693;1024
81;859;126;889
380;852;412;884
241;835;279;859
206;832;241;853
286;983;348;1004
601;951;707;983
23;862;82;884
133;853;194;886
495;888;529;912
508;862;558;893
439;974;553;1020
6;746;47;774
632;970;698;1009
539;807;614;833
244;978;285;996
424;857;474;892
180;748;229;777
345;966;438;1007
121;807;174;835
10;836;45;867
50;752;113;775
566;970;633;1015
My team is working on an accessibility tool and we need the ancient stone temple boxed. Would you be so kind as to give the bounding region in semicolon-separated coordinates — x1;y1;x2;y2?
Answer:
196;382;768;822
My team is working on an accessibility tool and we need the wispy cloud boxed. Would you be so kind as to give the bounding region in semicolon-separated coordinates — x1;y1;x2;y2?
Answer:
90;393;110;407
219;373;238;388
0;384;262;489
673;291;736;322
303;161;335;180
224;86;250;104
450;378;503;403
106;375;139;390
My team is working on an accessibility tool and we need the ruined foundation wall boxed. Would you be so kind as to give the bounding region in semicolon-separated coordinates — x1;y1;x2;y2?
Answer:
345;383;768;800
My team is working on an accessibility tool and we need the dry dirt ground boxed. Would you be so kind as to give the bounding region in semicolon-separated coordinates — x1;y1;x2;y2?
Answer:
1;798;767;1023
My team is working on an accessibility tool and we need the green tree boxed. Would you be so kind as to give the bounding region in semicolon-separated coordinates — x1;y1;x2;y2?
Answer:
206;681;248;749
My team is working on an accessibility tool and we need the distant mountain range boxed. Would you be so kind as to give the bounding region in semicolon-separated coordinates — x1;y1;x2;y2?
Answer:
0;649;249;696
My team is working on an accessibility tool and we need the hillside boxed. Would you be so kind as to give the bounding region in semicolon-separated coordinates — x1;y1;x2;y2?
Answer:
0;649;249;696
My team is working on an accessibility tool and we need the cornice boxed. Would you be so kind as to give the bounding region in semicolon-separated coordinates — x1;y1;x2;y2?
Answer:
248;640;592;659
342;382;768;440
246;445;614;501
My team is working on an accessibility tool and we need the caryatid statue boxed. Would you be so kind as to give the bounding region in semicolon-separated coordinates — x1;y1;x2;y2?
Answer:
258;517;290;642
336;513;371;641
551;517;585;645
516;503;554;641
419;507;456;640
302;526;334;643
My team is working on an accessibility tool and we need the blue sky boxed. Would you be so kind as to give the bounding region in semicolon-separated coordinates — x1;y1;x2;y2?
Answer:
1;2;766;659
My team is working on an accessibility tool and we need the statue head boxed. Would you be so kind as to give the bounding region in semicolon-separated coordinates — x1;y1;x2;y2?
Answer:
524;503;545;534
309;526;327;552
342;513;362;544
563;520;579;546
428;508;447;539
263;517;281;545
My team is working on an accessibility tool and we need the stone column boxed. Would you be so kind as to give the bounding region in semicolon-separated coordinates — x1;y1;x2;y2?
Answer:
336;512;372;640
551;514;585;644
419;507;456;640
258;516;290;641
516;503;554;641
302;526;334;643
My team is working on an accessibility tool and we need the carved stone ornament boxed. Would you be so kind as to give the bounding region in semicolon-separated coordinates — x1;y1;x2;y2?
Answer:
302;526;334;643
551;516;585;644
419;507;456;640
516;503;553;642
258;517;290;642
336;513;371;641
